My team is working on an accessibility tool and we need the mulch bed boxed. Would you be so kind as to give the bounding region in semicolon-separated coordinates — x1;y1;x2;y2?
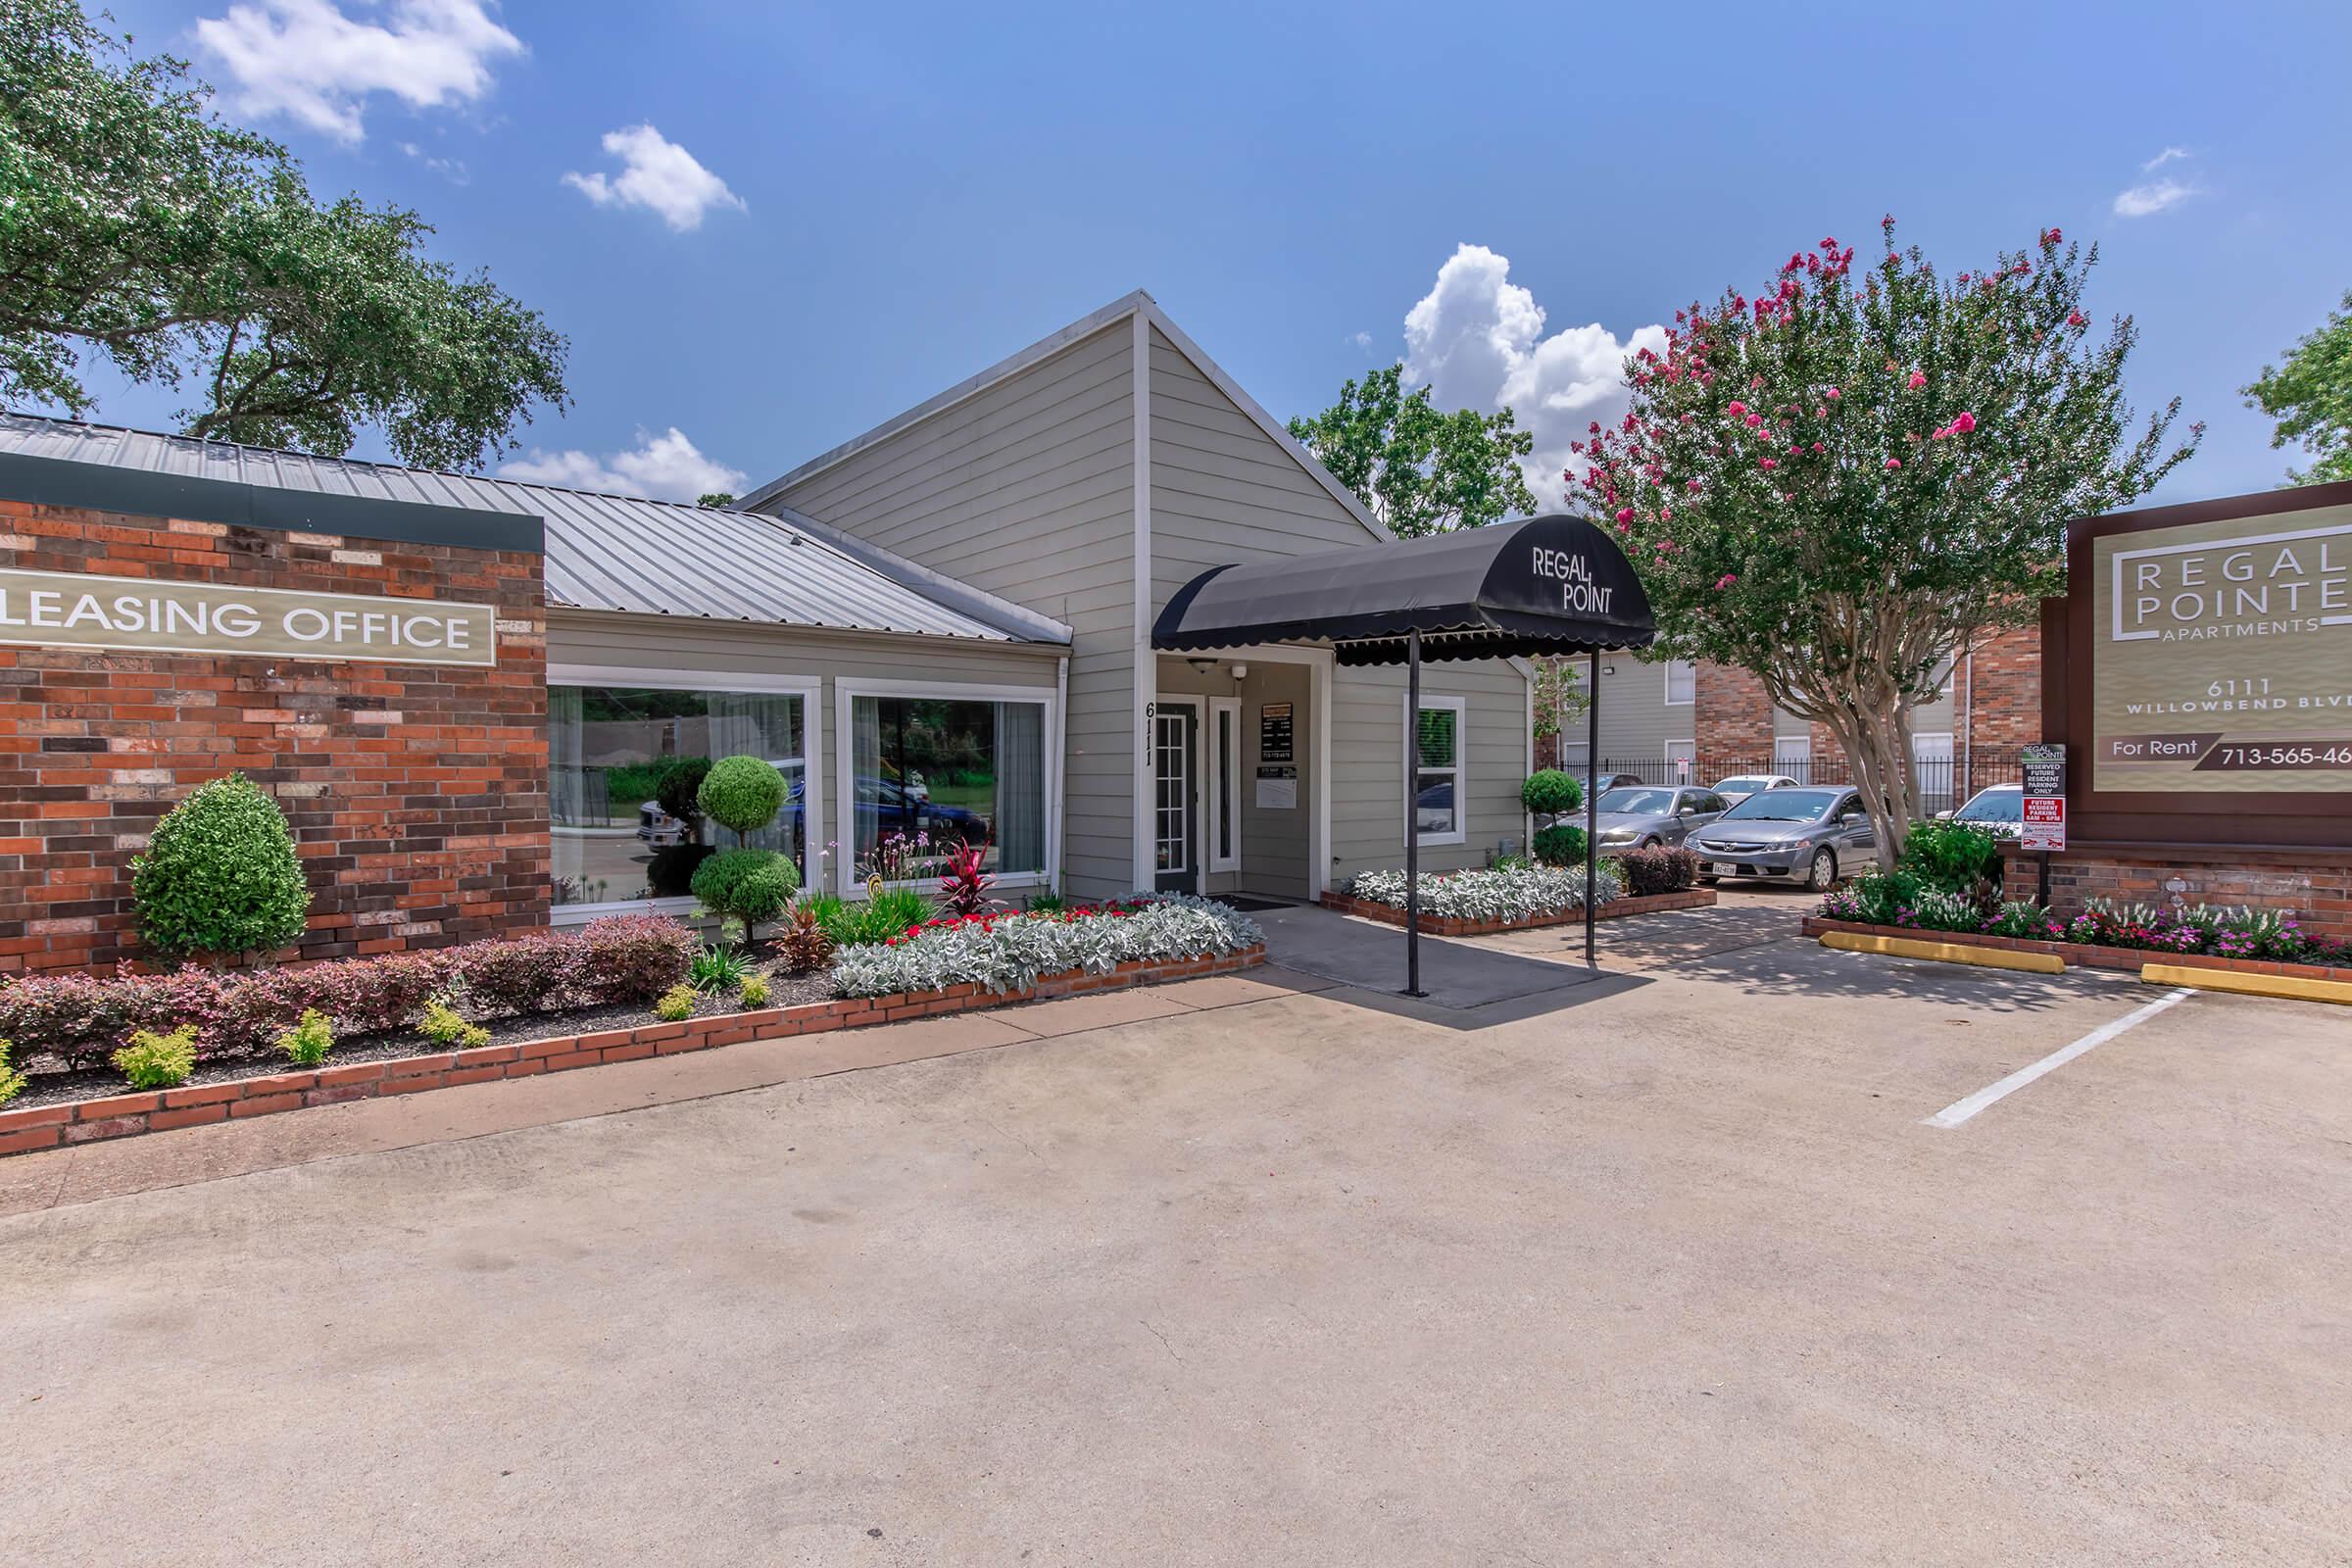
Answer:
5;967;838;1112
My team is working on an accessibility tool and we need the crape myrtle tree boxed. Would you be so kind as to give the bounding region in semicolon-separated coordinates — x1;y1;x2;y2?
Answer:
1570;220;2200;864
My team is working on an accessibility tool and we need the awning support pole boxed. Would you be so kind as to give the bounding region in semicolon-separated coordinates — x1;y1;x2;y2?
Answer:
1586;645;1600;969
1403;626;1426;998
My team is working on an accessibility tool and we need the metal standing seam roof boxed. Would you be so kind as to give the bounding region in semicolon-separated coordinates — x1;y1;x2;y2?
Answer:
0;414;1068;646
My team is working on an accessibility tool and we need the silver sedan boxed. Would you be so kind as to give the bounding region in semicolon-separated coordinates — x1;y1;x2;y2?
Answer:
1685;786;1879;892
1590;785;1726;854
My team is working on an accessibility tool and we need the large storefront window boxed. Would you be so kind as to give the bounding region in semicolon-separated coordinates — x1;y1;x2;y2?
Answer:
849;694;1047;879
550;684;806;906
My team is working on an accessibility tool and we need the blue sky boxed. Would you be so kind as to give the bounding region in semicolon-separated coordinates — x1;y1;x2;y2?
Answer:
84;0;2352;507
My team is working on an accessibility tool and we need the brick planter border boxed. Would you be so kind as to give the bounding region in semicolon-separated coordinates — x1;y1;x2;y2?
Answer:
0;944;1267;1159
1799;915;2352;985
1320;887;1715;938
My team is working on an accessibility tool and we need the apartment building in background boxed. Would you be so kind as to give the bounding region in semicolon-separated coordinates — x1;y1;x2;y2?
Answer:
1540;627;2041;812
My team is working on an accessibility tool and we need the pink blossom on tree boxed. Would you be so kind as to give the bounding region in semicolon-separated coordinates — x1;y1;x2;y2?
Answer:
1563;220;2199;862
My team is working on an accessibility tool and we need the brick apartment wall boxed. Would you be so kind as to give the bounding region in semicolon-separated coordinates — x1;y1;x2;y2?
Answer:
1694;662;1776;758
2005;847;2352;943
1962;625;2040;752
0;501;548;973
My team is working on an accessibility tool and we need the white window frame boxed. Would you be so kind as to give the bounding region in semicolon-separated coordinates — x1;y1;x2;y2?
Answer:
835;676;1060;899
1663;658;1696;707
546;663;821;926
1403;693;1467;848
1206;695;1243;875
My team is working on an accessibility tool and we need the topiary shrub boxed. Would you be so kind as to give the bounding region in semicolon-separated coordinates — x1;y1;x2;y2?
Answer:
690;847;799;941
698;755;786;846
130;773;312;962
1520;769;1582;820
1532;823;1588;866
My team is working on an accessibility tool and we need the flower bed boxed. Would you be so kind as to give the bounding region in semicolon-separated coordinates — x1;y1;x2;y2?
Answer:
1344;863;1622;925
0;915;699;1073
1817;884;2352;969
1327;861;1714;937
830;895;1263;998
0;895;1270;1157
0;940;1268;1159
1800;914;2352;985
1325;886;1714;937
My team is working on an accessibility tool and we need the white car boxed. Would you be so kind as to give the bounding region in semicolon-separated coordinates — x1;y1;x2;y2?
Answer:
1937;783;2024;838
1709;773;1798;807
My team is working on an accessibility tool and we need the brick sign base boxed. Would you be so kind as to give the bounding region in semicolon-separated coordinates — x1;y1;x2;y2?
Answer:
0;945;1266;1159
1320;887;1715;937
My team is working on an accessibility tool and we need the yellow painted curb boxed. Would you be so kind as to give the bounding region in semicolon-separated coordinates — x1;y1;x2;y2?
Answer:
2141;962;2352;1006
1820;930;2065;974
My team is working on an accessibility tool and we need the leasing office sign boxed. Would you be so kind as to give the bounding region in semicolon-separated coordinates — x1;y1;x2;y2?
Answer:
0;566;497;667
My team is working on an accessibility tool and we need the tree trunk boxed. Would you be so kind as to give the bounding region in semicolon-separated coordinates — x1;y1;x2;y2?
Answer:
1831;707;1918;870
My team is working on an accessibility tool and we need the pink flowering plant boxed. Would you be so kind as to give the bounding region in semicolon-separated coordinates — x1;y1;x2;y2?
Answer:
1572;220;2200;864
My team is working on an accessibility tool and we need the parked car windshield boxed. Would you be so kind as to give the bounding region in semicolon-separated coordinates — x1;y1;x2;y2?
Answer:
1955;787;2024;823
1720;788;1840;822
1596;788;1676;814
1713;777;1775;795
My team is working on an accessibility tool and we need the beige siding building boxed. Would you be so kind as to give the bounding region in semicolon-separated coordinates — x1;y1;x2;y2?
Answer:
743;292;1537;904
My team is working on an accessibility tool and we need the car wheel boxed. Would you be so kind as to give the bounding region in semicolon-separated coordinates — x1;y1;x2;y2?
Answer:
1641;835;1661;849
1803;846;1837;892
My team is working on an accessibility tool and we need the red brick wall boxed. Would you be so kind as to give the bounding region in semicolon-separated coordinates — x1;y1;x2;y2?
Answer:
1962;625;2040;752
2005;848;2352;942
0;501;548;973
1695;662;1776;759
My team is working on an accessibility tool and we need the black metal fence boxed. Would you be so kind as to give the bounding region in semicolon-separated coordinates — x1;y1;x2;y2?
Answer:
1561;747;2029;818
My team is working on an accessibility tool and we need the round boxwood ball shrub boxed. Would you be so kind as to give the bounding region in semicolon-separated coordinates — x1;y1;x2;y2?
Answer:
1520;769;1582;819
1532;823;1588;867
698;755;786;845
130;773;312;960
690;848;800;938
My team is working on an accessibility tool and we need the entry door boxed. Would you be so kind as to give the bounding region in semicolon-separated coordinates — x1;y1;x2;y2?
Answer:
1152;705;1199;894
1666;739;1696;784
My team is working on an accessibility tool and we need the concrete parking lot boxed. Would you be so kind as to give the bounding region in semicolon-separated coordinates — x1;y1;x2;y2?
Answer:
2;899;2347;1565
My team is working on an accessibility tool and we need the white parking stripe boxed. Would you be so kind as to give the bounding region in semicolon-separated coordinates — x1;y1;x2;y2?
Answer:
1923;989;2196;1129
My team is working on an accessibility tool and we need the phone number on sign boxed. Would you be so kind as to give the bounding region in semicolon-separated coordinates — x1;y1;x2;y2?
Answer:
2205;745;2352;769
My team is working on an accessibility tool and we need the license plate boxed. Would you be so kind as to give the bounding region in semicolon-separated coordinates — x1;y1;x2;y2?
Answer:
1710;862;1736;875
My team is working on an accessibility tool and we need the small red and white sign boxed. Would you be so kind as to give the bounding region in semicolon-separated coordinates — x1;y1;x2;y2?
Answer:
2021;795;2066;852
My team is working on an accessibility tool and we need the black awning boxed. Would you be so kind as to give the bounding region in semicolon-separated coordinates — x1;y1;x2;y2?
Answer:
1152;513;1655;664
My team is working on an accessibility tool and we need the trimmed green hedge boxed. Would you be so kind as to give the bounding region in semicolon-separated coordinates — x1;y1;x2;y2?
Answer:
129;773;312;960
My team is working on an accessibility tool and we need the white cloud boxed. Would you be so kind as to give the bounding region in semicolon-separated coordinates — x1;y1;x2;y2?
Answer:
193;0;522;144
2113;177;2196;218
1398;244;1666;511
2114;149;2200;218
563;124;746;232
500;428;747;503
1349;330;1373;350
397;140;468;184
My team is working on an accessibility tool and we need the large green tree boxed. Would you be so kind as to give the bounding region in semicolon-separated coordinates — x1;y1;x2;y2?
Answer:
1288;363;1537;536
0;0;566;466
2242;290;2352;485
1571;220;2199;863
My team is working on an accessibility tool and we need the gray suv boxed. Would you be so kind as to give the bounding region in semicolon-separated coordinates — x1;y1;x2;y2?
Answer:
1686;786;1878;891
